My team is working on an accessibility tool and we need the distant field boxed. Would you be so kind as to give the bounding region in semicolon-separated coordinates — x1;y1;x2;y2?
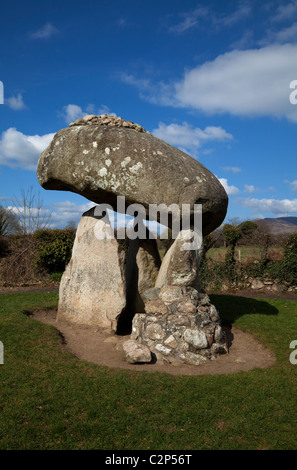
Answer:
158;245;284;263
207;246;284;262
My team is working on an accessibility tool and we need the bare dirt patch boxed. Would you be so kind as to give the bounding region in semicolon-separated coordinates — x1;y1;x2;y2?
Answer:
0;284;59;294
30;308;276;376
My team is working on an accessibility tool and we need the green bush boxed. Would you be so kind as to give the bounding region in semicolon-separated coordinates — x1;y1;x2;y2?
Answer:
200;258;236;290
34;228;75;274
0;236;9;259
245;260;268;279
200;256;287;291
0;234;38;284
281;233;297;285
222;225;242;282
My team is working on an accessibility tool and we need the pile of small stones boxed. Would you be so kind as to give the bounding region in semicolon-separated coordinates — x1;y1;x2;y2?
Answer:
69;114;148;133
129;285;228;366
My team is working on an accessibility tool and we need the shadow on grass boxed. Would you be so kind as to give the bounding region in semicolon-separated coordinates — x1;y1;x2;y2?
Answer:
209;294;279;325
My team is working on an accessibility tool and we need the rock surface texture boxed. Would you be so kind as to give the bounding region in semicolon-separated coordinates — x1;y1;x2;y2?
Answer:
58;207;127;330
155;229;203;289
131;287;228;365
58;207;160;333
37;114;228;236
37;115;229;366
122;339;152;364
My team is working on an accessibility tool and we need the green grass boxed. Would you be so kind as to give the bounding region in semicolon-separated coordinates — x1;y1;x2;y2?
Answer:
207;246;283;262
0;291;296;450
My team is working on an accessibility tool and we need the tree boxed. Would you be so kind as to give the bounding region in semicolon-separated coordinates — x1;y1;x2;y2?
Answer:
282;233;297;285
200;232;216;260
10;187;52;234
239;220;258;239
223;224;242;250
0;209;9;236
0;205;21;235
66;220;77;230
223;224;242;278
251;224;273;264
227;217;242;227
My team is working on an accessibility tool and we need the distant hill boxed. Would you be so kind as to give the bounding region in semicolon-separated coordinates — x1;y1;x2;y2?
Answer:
254;217;297;235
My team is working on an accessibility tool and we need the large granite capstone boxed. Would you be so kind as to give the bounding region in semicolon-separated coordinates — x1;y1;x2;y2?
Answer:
37;115;228;235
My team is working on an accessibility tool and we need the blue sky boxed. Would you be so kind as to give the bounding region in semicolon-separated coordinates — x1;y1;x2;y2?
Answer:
1;0;297;229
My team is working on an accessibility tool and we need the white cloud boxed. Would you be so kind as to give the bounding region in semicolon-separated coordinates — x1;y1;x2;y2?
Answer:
260;22;297;45
50;201;167;232
118;72;152;92
97;104;117;117
62;104;86;124
30;23;59;40
52;201;94;223
0;128;55;170
169;15;199;34
152;121;233;156
168;2;251;34
286;179;297;190
118;72;174;106
120;45;297;122
61;103;116;124
239;197;297;214
244;184;257;193
253;213;265;220
52;201;94;213
230;30;254;50
6;93;26;110
85;103;116;116
270;1;297;23
174;44;297;122
8;205;52;219
223;166;242;173
168;5;209;33
218;178;240;196
277;22;297;42
213;1;252;28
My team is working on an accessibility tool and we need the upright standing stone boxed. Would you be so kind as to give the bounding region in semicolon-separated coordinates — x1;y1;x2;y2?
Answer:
59;208;162;334
58;207;127;331
155;229;203;289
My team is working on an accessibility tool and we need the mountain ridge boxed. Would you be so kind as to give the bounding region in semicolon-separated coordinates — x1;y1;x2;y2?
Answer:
253;216;297;234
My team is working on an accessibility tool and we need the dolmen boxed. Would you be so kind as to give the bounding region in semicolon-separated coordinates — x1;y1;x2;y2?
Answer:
37;114;229;365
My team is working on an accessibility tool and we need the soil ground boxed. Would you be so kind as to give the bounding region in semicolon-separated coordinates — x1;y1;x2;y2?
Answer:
3;284;295;376
30;307;276;377
0;284;59;294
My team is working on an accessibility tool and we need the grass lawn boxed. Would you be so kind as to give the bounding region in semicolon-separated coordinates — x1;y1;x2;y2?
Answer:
0;291;296;450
